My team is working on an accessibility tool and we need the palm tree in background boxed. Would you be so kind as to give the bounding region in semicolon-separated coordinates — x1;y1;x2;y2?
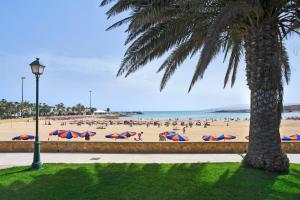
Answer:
74;103;86;115
54;103;66;116
101;0;299;172
40;103;51;116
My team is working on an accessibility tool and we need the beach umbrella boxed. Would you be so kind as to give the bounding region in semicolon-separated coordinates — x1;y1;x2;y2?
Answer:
217;134;237;141
282;136;291;141
49;130;67;136
282;134;300;141
224;135;237;140
202;136;213;141
290;134;300;141
80;131;96;138
59;131;81;139
203;134;236;141
105;133;128;139
202;135;219;141
12;135;35;140
216;134;225;141
167;134;189;141
121;131;136;137
160;131;176;137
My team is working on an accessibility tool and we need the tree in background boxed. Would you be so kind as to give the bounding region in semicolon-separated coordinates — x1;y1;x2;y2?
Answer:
74;103;86;115
39;103;51;116
54;103;66;116
0;100;96;118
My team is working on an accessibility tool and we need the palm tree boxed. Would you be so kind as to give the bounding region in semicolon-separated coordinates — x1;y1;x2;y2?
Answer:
40;103;51;116
54;103;66;116
22;101;34;117
101;0;299;172
74;103;86;115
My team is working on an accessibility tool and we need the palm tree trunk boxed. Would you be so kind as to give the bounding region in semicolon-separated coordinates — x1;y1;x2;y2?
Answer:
243;22;289;172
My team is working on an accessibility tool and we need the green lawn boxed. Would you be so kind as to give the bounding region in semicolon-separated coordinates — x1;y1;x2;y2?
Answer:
0;163;299;200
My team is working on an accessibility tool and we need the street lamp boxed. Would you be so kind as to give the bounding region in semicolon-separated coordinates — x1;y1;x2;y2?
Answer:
89;90;92;113
21;77;26;118
30;58;45;170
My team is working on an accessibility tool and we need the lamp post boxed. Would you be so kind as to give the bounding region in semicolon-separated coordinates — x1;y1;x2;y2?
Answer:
21;77;26;118
30;58;45;170
89;90;92;113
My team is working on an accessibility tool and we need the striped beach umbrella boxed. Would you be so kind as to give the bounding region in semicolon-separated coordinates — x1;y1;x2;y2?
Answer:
105;133;128;139
80;131;96;138
224;134;237;140
121;131;136;137
202;135;213;141
202;135;220;141
282;136;292;141
216;134;237;141
59;131;81;139
12;135;35;140
160;131;176;137
290;134;300;141
167;134;189;141
49;130;67;136
282;134;300;141
203;134;236;141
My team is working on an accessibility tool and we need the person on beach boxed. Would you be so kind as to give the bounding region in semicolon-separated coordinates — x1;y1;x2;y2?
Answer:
159;134;164;141
135;132;143;141
182;127;186;134
139;132;143;141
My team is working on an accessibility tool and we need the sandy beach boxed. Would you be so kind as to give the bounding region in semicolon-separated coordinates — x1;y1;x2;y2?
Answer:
0;117;299;142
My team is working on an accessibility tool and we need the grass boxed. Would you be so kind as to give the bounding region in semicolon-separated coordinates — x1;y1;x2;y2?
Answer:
0;163;299;200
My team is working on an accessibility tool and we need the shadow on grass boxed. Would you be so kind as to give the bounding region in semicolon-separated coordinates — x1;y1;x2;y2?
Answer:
0;163;299;200
0;167;31;177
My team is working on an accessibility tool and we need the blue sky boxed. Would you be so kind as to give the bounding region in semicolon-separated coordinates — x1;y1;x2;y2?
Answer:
0;0;299;111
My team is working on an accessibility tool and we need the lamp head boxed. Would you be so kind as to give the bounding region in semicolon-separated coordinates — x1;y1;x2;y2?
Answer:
30;58;45;76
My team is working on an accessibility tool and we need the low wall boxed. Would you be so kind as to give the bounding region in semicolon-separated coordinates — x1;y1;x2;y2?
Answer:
0;141;299;153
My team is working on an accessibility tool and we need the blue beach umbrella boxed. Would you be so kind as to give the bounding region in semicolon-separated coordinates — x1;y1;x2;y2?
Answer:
216;134;225;141
59;131;81;139
105;134;127;139
202;135;213;141
282;136;291;141
160;131;176;137
80;131;96;138
49;130;67;136
167;134;189;141
121;131;136;137
282;134;300;141
12;135;35;140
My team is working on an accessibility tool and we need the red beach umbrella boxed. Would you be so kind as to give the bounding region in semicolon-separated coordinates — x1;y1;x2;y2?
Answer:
80;131;96;138
59;131;81;139
105;133;127;139
12;135;35;140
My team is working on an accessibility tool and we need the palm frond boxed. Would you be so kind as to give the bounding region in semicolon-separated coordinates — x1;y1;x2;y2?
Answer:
189;1;250;91
223;38;242;88
279;44;291;84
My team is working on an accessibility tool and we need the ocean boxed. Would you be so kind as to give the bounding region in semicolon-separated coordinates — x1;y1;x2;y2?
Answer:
121;111;300;120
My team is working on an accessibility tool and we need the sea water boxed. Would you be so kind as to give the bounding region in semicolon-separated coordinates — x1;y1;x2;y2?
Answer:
121;111;300;120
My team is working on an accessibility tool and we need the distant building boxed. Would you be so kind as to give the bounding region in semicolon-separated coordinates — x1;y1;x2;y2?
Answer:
94;109;107;115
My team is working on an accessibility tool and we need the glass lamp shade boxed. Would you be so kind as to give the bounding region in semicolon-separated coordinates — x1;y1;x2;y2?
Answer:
30;58;45;75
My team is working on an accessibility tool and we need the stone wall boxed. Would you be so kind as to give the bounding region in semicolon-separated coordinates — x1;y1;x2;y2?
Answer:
0;141;299;153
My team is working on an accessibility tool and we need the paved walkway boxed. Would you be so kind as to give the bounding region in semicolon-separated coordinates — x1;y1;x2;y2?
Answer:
0;153;299;169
